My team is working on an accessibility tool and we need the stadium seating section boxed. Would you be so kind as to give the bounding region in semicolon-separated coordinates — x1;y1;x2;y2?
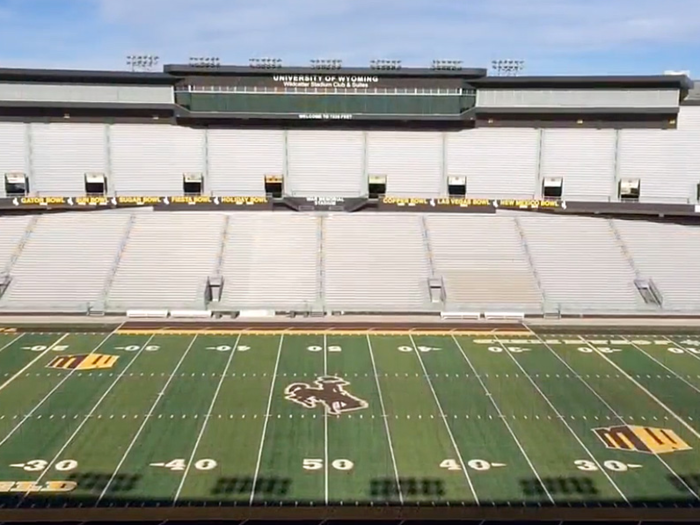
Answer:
0;106;699;202
1;211;700;315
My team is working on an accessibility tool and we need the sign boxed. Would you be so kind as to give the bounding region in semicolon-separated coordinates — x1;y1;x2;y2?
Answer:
272;75;380;89
379;197;495;213
283;197;368;212
299;113;353;120
0;196;271;211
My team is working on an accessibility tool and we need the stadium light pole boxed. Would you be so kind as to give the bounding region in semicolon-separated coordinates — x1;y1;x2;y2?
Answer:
370;59;402;70
310;58;343;70
126;54;160;72
431;59;463;70
189;56;221;68
491;59;525;76
249;57;283;69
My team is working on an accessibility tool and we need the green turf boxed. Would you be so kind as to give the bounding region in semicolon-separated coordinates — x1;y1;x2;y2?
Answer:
1;330;700;508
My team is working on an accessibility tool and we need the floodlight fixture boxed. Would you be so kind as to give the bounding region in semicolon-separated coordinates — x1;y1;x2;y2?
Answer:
310;58;343;70
491;59;525;76
370;59;402;70
431;59;463;70
126;54;160;72
249;57;283;69
189;56;221;68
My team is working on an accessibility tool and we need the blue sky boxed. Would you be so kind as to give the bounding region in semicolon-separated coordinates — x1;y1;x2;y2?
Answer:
0;0;698;75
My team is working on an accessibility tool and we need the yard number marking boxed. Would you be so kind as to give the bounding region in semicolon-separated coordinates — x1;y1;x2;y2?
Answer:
441;459;506;471
668;346;700;355
150;459;217;471
398;346;441;353
577;347;622;354
115;345;160;352
575;460;641;472
206;345;250;352
303;459;354;471
308;346;342;352
488;346;531;353
23;345;68;352
10;459;77;472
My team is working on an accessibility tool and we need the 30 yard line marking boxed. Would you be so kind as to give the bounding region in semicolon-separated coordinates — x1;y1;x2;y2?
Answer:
366;334;403;504
17;334;159;504
0;332;89;448
582;336;700;443
323;333;329;506
493;335;629;504
174;334;241;503
97;335;199;503
450;335;553;504
408;334;479;505
249;334;284;504
524;329;700;501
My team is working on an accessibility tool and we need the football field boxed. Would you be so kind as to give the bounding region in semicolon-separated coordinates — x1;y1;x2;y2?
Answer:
1;326;700;512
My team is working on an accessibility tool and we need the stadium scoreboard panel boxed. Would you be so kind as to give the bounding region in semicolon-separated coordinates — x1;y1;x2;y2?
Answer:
171;66;482;122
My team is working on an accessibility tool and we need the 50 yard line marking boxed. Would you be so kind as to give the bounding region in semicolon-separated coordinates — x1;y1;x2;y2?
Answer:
408;334;479;505
249;334;284;504
366;334;403;504
493;335;629;504
174;334;241;504
450;335;553;505
97;335;199;504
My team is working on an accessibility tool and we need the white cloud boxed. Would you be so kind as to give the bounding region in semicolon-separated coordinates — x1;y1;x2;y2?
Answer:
2;0;700;72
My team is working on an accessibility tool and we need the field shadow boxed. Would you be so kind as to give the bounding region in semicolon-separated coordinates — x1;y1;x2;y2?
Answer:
213;477;291;497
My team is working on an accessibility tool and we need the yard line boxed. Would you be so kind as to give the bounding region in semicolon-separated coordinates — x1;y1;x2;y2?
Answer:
173;334;241;504
408;334;479;505
628;337;700;397
17;334;159;505
0;332;89;448
249;334;284;504
450;335;554;504
0;333;24;356
581;336;700;443
662;336;700;365
493;335;629;504
97;335;199;503
366;334;403;504
522;328;699;501
323;333;329;505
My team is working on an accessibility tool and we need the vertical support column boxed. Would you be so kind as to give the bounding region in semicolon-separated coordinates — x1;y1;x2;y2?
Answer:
317;215;325;311
105;123;113;196
612;130;621;202
441;132;448;197
203;127;210;195
362;131;369;197
282;129;290;196
25;123;34;196
535;128;544;199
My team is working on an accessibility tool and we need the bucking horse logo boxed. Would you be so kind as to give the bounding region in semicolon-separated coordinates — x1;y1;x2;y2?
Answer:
284;376;369;416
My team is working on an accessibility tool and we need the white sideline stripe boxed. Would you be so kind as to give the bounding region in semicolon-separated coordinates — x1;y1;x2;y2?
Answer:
585;336;700;443
493;335;629;504
408;334;479;505
173;334;241;503
97;335;199;503
522;327;699;501
323;333;329;506
366;334;403;504
0;334;27;393
249;334;284;504
450;335;554;505
0;333;90;449
20;334;159;502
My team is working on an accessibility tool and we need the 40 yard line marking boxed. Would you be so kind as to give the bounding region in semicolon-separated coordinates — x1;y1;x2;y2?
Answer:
366;334;403;504
408;334;479;505
97;335;199;503
493;335;629;504
174;334;241;503
17;334;159;505
249;334;284;504
450;335;553;504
